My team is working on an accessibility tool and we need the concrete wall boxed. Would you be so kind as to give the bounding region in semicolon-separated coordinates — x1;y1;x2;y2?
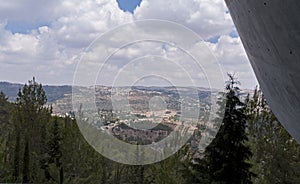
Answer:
225;0;300;142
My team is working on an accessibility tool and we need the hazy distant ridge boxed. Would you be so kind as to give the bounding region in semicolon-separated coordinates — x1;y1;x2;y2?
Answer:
0;82;72;102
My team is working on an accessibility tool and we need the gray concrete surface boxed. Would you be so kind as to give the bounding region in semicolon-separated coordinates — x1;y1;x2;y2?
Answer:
225;0;300;142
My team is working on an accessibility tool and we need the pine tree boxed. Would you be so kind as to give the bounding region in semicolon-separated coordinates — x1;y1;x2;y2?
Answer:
12;102;22;182
14;77;48;183
202;74;254;184
246;88;300;183
22;138;30;183
0;92;14;181
48;117;62;167
47;116;63;183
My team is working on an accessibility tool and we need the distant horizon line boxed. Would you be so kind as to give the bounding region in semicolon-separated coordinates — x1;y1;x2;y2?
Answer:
0;80;256;91
0;80;212;88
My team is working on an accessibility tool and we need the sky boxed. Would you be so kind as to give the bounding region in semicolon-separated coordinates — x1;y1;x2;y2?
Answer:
116;0;142;13
0;0;258;89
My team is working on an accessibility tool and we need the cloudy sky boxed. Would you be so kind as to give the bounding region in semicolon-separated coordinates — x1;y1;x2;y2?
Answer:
0;0;258;88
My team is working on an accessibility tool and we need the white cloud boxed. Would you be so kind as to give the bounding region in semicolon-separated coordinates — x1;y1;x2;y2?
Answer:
134;0;233;39
0;0;62;31
52;0;133;48
208;35;258;88
0;22;38;63
0;0;134;84
0;0;258;88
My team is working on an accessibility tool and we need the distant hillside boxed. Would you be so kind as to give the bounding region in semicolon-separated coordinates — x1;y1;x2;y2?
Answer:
0;82;23;101
1;82;238;117
0;82;72;103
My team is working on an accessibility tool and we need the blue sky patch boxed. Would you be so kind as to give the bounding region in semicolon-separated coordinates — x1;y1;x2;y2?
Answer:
5;21;50;34
116;0;142;13
207;35;221;44
229;29;239;38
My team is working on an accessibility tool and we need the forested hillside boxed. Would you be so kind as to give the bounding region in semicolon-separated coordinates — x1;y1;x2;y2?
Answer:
1;77;300;183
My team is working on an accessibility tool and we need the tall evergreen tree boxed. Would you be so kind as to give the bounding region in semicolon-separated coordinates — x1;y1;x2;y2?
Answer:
246;88;300;183
201;74;254;183
22;138;30;183
0;92;14;181
14;77;48;182
48;117;62;167
46;116;63;183
12;111;21;182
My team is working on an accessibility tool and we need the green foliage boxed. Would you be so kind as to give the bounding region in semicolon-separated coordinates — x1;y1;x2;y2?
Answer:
0;82;72;102
192;74;254;184
149;146;191;184
246;87;300;184
0;91;14;182
1;77;300;184
3;77;53;183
